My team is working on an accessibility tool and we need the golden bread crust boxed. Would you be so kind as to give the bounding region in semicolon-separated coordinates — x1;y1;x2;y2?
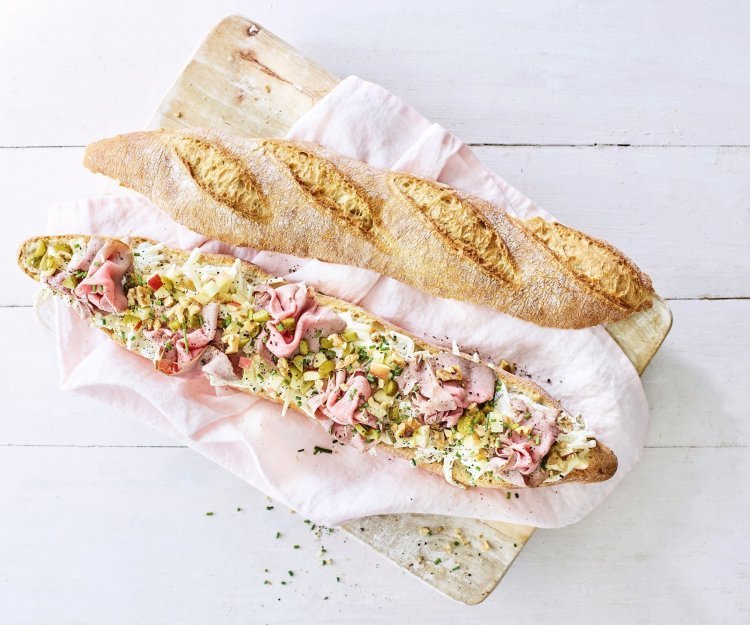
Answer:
82;130;654;328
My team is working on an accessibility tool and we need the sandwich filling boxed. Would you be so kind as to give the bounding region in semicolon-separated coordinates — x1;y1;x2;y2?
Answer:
25;236;597;488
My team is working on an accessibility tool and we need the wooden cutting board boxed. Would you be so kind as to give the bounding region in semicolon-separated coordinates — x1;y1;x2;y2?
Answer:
144;15;672;604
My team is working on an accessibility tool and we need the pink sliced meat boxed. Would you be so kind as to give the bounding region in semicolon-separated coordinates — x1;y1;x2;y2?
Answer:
397;354;495;427
256;283;346;359
433;354;495;405
173;303;219;363
144;304;220;376
265;304;346;359
74;239;132;313
397;359;461;425
307;369;375;428
200;348;239;383
45;237;106;316
493;403;560;477
254;283;310;322
324;371;372;425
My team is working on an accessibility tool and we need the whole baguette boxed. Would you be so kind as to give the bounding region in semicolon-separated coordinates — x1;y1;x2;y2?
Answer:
18;235;618;489
83;129;654;329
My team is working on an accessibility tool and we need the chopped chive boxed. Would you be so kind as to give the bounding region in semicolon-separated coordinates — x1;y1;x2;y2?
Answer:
266;506;274;510
275;532;281;539
451;565;461;572
313;446;332;455
433;558;442;565
206;512;214;516
293;545;300;549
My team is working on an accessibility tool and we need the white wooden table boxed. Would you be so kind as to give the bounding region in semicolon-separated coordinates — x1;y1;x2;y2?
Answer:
1;1;748;623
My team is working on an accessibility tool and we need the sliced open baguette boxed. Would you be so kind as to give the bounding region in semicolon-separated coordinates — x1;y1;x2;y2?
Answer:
83;129;654;329
18;234;617;489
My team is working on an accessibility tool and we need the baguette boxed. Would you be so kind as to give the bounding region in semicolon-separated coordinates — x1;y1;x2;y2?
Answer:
18;234;617;489
83;129;654;329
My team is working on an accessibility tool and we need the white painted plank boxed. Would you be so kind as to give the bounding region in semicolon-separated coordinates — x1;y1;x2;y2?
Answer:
2;300;747;449
3;146;748;304
0;446;747;624
2;1;750;147
642;299;750;449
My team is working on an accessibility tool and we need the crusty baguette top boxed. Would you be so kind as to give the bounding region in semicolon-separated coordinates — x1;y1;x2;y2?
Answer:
18;234;617;490
83;129;654;329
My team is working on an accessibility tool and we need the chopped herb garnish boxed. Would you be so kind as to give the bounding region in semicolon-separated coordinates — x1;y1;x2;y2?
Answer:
297;448;305;453
237;507;242;512
313;446;332;455
275;532;281;539
293;545;300;549
288;571;294;577
206;512;214;516
266;506;274;510
433;558;442;565
451;565;461;572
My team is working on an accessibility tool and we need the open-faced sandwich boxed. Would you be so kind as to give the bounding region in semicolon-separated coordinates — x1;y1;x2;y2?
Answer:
19;234;617;489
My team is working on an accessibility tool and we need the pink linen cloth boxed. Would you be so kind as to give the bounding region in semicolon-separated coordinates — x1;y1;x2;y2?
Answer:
40;76;649;527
